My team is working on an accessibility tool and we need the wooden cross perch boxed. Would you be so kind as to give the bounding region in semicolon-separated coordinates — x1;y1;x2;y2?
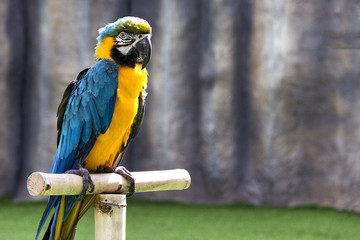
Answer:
27;169;191;240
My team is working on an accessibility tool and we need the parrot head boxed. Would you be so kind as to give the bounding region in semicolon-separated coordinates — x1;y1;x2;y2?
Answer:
95;16;152;69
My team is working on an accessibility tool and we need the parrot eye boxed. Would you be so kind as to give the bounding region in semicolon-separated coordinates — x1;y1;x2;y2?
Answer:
115;32;135;47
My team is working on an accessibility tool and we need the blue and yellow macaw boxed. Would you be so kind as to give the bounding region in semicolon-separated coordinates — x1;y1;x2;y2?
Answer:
36;16;152;240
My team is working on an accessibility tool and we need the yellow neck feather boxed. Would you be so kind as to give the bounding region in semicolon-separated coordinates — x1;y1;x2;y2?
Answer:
95;37;115;61
118;64;148;98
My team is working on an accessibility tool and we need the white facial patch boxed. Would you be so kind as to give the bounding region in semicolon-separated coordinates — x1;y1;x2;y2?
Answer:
116;43;134;55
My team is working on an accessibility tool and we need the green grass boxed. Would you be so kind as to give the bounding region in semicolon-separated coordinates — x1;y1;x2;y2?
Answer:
0;197;359;240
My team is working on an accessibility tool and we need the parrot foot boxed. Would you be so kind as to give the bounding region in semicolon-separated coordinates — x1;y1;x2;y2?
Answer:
65;167;95;200
114;166;136;197
100;166;135;197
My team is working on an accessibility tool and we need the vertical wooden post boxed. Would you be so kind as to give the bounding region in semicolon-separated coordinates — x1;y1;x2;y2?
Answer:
94;194;127;240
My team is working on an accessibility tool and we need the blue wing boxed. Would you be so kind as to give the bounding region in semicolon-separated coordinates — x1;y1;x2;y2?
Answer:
36;58;118;240
52;58;118;174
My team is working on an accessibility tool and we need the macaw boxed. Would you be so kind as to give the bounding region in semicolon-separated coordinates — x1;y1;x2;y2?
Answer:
36;16;152;240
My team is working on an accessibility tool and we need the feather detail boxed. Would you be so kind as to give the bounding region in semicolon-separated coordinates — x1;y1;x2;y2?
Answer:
37;59;118;239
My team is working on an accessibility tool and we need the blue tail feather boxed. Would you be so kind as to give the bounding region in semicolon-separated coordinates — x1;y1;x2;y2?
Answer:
35;196;59;240
49;200;62;240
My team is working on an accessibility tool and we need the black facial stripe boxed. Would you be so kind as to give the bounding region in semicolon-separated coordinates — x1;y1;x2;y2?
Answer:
111;46;138;68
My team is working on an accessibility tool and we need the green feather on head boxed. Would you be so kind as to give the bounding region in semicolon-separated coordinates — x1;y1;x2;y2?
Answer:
97;16;152;44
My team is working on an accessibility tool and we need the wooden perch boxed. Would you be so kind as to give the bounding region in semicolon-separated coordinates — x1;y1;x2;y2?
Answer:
27;169;191;196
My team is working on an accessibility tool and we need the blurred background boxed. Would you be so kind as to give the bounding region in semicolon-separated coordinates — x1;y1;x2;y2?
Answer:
1;0;360;212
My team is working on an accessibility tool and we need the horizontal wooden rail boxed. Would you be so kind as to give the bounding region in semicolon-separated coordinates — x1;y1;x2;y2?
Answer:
27;169;191;196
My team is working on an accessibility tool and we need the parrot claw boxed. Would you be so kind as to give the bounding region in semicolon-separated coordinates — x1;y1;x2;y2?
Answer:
65;167;95;200
100;166;135;197
114;166;136;197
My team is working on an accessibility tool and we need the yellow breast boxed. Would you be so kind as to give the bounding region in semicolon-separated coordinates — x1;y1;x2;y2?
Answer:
83;64;148;170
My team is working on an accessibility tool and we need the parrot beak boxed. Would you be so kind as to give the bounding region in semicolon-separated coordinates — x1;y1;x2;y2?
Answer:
134;34;152;69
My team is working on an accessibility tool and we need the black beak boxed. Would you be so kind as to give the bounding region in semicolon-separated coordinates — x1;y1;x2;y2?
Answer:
134;35;152;69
